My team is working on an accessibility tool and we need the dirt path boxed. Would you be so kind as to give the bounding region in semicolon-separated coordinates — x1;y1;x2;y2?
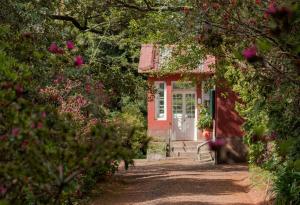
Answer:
91;159;266;205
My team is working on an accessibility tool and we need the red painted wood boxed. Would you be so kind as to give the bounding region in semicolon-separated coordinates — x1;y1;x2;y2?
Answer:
147;74;244;140
147;74;208;140
138;44;155;71
215;86;244;138
147;75;179;137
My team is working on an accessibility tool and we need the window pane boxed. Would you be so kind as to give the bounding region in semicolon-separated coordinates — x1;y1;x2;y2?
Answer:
159;83;165;90
186;94;195;118
155;82;166;119
173;82;195;90
173;94;183;115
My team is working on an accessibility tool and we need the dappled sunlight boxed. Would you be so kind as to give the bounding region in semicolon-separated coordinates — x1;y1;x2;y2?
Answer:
92;159;266;205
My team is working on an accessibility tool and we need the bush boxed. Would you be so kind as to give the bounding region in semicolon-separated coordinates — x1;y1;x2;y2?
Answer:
0;25;148;204
197;106;212;130
273;165;300;205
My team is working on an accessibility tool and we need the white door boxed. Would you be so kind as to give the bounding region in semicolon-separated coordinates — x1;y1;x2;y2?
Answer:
172;92;196;140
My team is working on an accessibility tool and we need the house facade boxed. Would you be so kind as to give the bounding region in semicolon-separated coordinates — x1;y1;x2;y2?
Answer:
138;44;247;162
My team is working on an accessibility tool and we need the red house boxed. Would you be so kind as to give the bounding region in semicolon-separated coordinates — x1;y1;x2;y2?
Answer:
138;44;247;162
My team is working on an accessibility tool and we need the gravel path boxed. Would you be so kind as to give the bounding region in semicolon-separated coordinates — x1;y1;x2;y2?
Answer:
91;159;266;205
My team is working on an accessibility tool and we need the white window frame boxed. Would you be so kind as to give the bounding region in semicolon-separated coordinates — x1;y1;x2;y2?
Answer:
171;81;198;141
201;81;210;107
155;81;167;120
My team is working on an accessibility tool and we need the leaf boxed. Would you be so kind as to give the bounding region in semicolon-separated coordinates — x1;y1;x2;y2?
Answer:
278;139;294;156
253;125;267;137
233;49;243;60
293;159;300;172
0;200;10;205
256;38;272;53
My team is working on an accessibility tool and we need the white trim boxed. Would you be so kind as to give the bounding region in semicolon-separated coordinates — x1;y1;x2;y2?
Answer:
154;81;167;120
171;81;196;92
201;81;210;107
171;81;197;141
213;85;216;141
194;93;198;142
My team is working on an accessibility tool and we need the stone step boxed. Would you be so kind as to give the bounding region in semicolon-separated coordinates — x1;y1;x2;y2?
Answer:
198;158;215;164
198;152;213;160
171;145;210;152
170;152;198;159
167;141;214;161
170;150;213;160
165;157;214;164
171;148;197;153
169;155;214;163
170;141;205;148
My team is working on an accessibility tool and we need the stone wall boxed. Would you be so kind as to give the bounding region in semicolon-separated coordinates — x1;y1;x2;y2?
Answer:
146;136;167;160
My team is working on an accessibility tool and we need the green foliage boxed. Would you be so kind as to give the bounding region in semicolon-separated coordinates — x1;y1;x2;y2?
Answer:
273;165;300;205
197;106;212;130
123;0;300;203
249;165;274;190
0;1;149;204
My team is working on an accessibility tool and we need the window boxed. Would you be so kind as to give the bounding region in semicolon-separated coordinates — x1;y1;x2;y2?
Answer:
201;81;211;108
185;93;196;118
172;93;183;115
172;81;195;90
155;81;167;120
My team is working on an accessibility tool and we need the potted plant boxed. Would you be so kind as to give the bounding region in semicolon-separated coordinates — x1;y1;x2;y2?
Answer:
197;106;213;140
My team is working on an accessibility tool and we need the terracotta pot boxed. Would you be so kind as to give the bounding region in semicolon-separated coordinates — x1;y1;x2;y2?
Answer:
203;128;212;141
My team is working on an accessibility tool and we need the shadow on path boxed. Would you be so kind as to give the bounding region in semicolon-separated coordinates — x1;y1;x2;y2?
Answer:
91;159;264;205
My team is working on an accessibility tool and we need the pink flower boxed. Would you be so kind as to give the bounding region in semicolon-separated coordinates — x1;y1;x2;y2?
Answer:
0;135;7;141
242;46;257;61
85;83;91;94
41;112;47;119
66;40;75;50
31;123;36;129
53;75;64;84
48;42;64;54
37;122;43;129
0;185;7;196
56;47;64;54
266;3;277;15
74;55;84;67
48;42;59;53
12;128;20;137
208;138;225;151
21;140;29;149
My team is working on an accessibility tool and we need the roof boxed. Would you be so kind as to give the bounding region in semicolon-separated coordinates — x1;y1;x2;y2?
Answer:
138;44;215;74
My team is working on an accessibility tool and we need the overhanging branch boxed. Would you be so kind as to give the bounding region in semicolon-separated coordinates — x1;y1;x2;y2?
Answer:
49;14;102;34
113;0;185;12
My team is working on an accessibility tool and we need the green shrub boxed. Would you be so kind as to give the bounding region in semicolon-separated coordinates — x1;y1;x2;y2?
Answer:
0;25;147;204
273;165;300;205
197;106;212;130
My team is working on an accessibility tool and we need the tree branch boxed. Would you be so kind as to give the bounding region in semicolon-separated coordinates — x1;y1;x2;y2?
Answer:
49;14;102;34
113;0;185;12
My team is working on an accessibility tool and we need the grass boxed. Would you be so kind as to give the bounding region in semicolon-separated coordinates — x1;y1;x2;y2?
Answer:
249;165;274;190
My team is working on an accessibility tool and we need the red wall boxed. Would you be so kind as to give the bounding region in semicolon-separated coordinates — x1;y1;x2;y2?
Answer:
147;75;244;140
215;86;244;138
147;74;206;140
147;75;179;138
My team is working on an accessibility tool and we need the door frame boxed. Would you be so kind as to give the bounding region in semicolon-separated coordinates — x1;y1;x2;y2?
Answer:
171;81;198;141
